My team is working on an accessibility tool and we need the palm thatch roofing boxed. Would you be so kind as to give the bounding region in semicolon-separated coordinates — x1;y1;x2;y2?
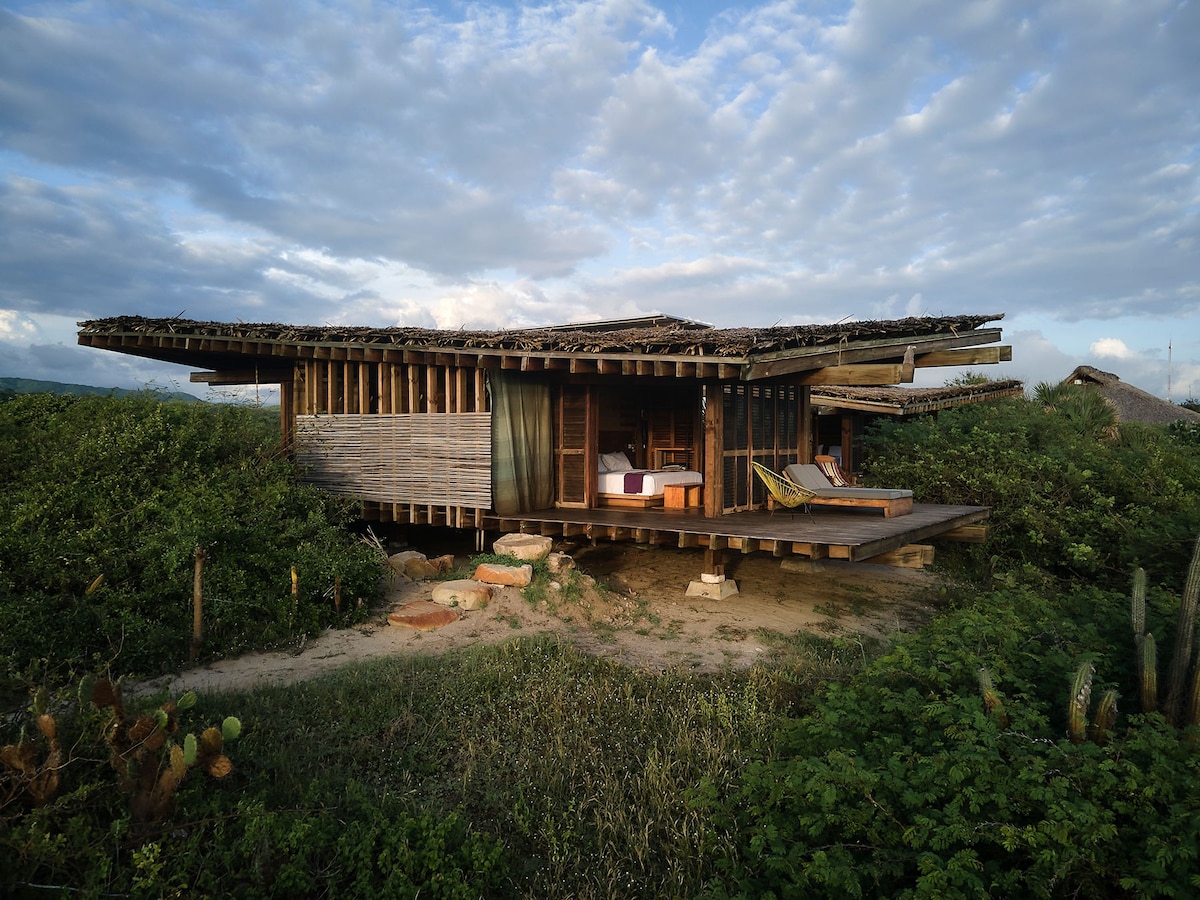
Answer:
1063;366;1200;426
812;379;1025;416
77;313;1007;383
79;313;1000;356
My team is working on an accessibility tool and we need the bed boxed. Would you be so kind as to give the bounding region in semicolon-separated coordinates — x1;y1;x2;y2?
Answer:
596;451;703;509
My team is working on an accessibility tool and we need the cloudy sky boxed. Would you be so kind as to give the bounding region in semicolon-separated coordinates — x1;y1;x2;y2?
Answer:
1;0;1197;402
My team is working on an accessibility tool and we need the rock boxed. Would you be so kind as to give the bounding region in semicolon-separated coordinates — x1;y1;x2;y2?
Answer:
387;601;459;631
387;550;425;577
474;562;534;587
404;558;443;581
546;551;575;575
492;533;553;562
431;580;492;610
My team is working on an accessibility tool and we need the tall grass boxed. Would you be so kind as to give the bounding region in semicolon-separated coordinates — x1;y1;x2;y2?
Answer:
198;635;851;898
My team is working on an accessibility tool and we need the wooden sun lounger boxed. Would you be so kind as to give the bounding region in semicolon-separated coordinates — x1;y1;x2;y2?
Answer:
783;464;914;517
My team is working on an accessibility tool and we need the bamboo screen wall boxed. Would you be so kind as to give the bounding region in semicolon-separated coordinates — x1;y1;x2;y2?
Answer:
295;413;492;507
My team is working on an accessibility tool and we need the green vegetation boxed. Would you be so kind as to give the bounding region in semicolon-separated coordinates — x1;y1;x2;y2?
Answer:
3;390;1200;896
864;395;1200;584
0;393;381;689
0;376;201;403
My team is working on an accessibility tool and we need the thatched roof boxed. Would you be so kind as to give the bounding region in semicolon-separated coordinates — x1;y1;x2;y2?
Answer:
812;379;1025;416
77;312;1008;384
77;313;1001;357
1063;366;1200;426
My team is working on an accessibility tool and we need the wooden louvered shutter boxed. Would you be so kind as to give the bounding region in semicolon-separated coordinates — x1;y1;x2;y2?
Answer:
555;385;595;507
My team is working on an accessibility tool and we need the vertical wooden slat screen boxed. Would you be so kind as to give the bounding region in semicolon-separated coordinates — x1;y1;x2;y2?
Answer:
295;413;491;507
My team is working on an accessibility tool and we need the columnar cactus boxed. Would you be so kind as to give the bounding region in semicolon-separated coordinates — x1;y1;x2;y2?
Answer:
1164;536;1200;725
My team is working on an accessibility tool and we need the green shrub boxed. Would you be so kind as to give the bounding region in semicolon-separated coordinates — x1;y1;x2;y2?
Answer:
0;393;381;686
702;583;1200;898
864;397;1200;586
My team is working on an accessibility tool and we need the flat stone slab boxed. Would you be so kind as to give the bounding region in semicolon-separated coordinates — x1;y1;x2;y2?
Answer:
474;562;533;587
387;601;459;631
493;533;553;562
431;579;492;610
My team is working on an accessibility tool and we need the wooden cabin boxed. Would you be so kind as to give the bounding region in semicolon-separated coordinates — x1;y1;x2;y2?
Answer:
77;314;1010;572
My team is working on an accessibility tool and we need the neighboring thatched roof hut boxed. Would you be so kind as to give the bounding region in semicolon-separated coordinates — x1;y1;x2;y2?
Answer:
1063;366;1200;426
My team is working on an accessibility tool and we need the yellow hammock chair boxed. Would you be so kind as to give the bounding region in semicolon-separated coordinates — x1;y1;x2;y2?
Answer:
751;461;817;520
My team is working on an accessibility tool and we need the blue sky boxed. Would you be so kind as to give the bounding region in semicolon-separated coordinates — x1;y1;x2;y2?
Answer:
1;0;1197;402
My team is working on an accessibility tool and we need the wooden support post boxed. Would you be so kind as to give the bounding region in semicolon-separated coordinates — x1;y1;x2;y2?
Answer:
704;547;724;578
703;383;724;517
799;386;813;463
189;545;206;665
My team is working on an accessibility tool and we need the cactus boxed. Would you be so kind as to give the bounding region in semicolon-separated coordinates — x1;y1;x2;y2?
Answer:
1164;536;1200;724
0;707;63;807
91;678;241;822
1091;690;1118;746
1187;644;1200;732
1141;633;1159;713
1131;568;1146;635
1068;661;1095;744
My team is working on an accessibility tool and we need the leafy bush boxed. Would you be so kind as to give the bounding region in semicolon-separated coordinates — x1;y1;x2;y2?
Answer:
863;397;1200;586
702;583;1200;898
0;393;381;686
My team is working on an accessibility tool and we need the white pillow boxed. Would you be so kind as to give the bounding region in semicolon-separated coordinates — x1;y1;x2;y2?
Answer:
599;451;633;472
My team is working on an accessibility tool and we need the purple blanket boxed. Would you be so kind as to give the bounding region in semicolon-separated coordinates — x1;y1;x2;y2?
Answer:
623;471;646;493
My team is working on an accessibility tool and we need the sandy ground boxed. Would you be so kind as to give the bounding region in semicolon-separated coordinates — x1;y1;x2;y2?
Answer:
134;540;946;697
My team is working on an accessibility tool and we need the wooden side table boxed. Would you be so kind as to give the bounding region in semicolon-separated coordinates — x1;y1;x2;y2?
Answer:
664;483;703;509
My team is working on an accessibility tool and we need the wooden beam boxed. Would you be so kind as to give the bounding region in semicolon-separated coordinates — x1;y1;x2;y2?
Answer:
189;369;289;385
938;523;991;543
742;328;1004;381
794;363;907;385
900;346;915;383
864;544;935;568
915;346;1013;367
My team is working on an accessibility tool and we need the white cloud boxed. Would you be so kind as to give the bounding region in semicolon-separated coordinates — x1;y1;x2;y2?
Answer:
0;310;38;341
1091;338;1135;359
0;0;1197;397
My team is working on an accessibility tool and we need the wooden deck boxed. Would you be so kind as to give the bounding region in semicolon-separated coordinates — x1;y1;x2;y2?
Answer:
485;503;989;565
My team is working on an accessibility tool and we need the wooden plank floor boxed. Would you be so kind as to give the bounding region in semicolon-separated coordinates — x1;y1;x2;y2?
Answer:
486;503;989;563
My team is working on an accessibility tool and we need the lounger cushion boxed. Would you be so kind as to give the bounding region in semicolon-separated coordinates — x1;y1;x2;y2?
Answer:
784;464;912;500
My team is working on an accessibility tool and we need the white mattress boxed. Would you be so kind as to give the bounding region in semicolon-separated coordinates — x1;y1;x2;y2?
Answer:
598;469;702;496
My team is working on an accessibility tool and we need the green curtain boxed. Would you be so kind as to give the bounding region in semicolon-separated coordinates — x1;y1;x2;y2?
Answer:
489;372;554;515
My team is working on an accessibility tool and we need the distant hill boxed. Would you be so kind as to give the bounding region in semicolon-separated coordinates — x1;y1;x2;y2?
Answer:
0;377;202;403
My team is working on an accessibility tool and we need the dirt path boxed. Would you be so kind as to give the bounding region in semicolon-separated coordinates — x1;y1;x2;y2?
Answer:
134;542;945;697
